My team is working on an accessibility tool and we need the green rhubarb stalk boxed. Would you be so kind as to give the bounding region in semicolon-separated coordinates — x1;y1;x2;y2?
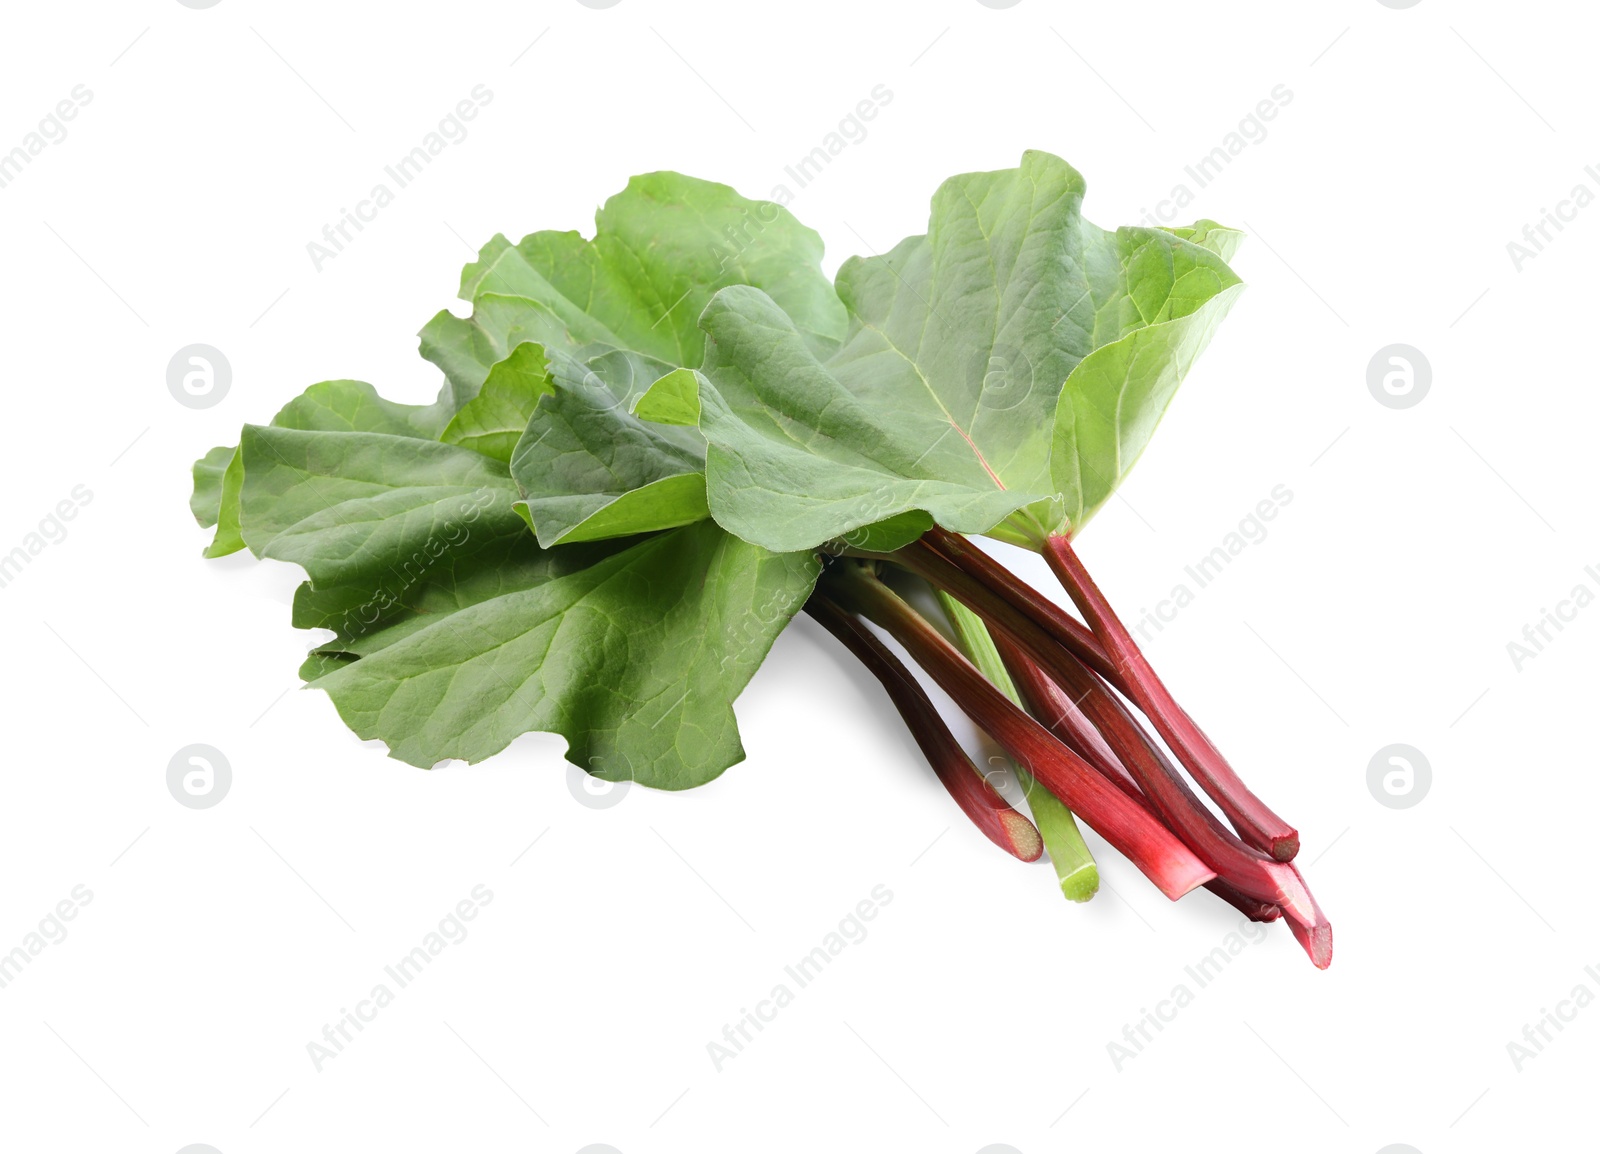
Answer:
935;591;1100;902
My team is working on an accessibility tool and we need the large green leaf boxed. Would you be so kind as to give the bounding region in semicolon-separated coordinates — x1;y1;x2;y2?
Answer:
293;531;626;676
236;426;527;591
428;172;851;545
419;171;847;413
190;379;455;557
310;520;820;786
468;171;846;362
651;151;1242;552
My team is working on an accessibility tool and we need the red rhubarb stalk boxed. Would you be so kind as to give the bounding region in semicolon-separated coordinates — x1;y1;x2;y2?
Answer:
996;637;1296;931
998;633;1324;921
821;566;1215;902
1040;532;1300;862
895;535;1302;871
888;534;1321;935
806;597;1043;862
995;635;1144;802
997;636;1331;965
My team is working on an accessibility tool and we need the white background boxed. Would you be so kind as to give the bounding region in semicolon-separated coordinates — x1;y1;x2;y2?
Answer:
1;2;1594;1151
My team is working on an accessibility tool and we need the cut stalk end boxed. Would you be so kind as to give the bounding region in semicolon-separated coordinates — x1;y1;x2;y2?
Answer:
1288;917;1334;970
1157;858;1220;902
1000;810;1045;863
1281;864;1333;969
1056;860;1100;903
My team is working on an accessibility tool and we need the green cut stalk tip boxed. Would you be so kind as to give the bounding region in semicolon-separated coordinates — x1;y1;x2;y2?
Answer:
1055;858;1101;903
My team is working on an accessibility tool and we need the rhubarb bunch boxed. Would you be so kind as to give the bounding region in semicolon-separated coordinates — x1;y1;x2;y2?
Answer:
189;152;1332;967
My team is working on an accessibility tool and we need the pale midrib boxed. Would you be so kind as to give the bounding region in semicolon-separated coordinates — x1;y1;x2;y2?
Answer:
848;316;1007;491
